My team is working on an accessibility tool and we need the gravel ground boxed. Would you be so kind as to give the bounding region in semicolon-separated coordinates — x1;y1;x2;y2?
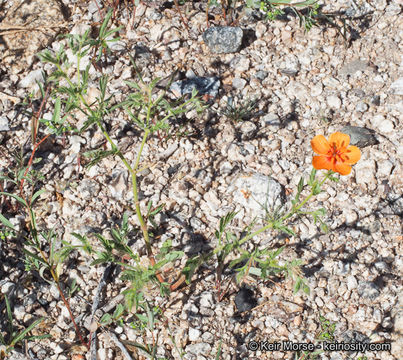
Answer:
0;0;402;359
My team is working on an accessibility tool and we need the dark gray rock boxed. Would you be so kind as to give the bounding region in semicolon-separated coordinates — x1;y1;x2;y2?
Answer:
341;126;378;147
342;330;370;344
203;26;243;54
235;287;257;313
357;281;380;300
371;95;381;106
170;77;220;98
133;44;153;69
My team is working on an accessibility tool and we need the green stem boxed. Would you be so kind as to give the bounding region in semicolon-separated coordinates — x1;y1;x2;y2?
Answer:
239;170;332;246
239;222;274;246
280;171;331;222
132;129;152;255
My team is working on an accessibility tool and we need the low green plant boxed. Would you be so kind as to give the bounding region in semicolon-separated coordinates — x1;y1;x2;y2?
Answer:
206;0;319;31
36;9;204;309
221;97;259;122
185;168;339;301
294;314;336;359
0;6;365;358
0;294;48;358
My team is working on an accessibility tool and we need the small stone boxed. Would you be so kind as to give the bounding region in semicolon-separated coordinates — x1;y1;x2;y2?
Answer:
339;59;369;76
390;77;403;95
310;83;323;97
200;292;214;308
355;102;368;112
281;301;303;313
0;117;10;131
346;275;358;290
232;77;247;89
1;281;15;294
285;81;308;101
255;70;268;81
188;328;201;342
327;95;342;108
202;332;214;343
239;121;257;137
203;26;243;54
234;287;257;312
294;315;302;326
374;261;390;273
262;113;281;129
133;44;152;69
18;69;44;88
170;77;220;98
341;126;378;147
69;135;86;153
377;160;393;178
230;173;285;218
370;114;394;133
357;281;380;300
355;160;376;185
371;95;381;106
186;343;211;356
230;56;250;72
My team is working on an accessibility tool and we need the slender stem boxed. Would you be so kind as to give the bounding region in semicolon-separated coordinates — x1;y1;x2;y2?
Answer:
239;171;332;246
132;129;151;253
19;134;51;195
280;171;331;222
239;222;274;246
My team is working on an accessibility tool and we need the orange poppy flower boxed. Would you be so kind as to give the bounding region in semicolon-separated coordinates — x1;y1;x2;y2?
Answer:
311;132;361;175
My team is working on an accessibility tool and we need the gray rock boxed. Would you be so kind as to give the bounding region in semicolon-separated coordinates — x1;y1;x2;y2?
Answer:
342;330;370;344
203;26;243;54
370;114;394;133
262;113;281;129
0;116;10;131
390;77;403;95
346;275;358;290
232;77;247;89
239;121;257;138
108;170;129;199
341;126;377;147
170;77;220;98
235;287;257;312
230;173;285;218
339;59;369;76
200;291;214;308
371;95;381;106
327;95;341;108
355;101;368;112
357;281;380;300
255;70;268;80
188;328;201;342
88;1;99;14
133;44;153;69
185;343;211;356
18;69;44;88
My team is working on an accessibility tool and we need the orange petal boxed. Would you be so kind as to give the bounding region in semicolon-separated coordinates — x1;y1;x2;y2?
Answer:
343;145;361;164
334;162;352;175
311;135;330;155
312;155;333;171
329;132;350;149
